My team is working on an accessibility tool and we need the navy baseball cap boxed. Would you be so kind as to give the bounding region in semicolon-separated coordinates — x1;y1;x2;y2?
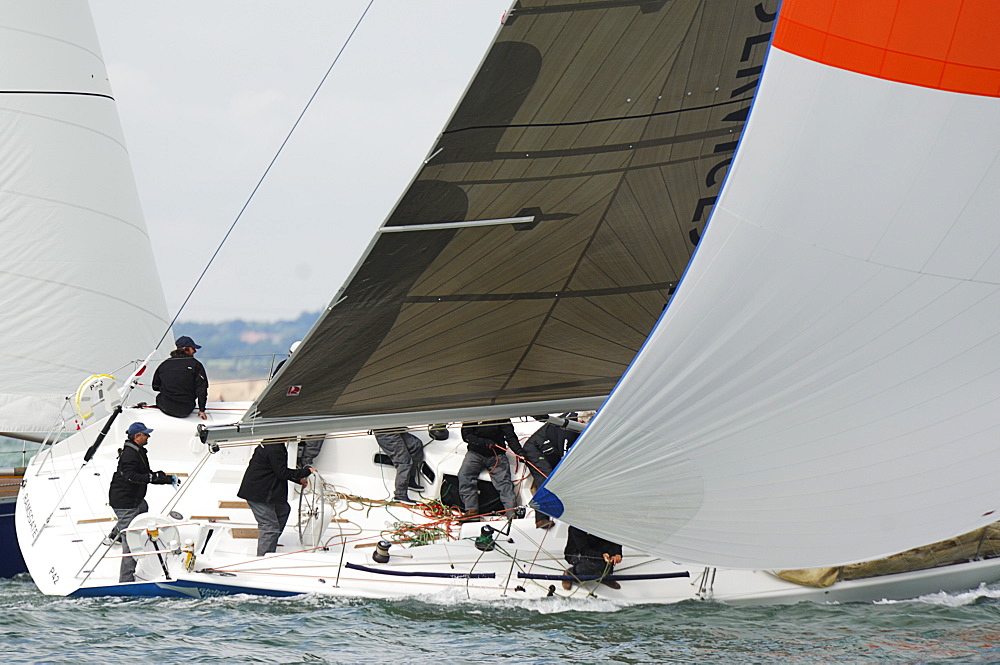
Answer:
126;422;153;436
175;336;201;349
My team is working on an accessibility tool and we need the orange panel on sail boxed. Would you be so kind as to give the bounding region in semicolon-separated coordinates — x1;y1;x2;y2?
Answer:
773;0;1000;96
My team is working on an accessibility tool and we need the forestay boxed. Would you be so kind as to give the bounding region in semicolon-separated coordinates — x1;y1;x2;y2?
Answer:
0;2;168;436
538;0;1000;570
248;0;778;427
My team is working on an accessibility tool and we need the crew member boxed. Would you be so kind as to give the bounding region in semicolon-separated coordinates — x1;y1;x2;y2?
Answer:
237;441;314;557
152;335;208;419
373;426;425;504
458;418;524;520
271;340;301;378
562;525;623;591
108;422;174;582
523;411;594;529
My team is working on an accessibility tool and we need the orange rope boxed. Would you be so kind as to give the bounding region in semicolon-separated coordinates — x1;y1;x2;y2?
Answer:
208;503;479;571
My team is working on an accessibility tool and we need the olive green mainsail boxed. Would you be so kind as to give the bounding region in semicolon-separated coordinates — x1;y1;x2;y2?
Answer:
248;0;776;427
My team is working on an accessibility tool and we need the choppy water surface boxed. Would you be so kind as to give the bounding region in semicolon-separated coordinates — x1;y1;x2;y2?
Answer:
5;575;1000;663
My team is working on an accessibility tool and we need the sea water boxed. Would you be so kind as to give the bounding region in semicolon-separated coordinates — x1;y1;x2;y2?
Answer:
0;437;37;468
4;575;1000;663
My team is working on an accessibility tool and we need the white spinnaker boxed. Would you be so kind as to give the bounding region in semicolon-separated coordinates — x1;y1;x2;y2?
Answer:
544;47;1000;570
0;2;167;435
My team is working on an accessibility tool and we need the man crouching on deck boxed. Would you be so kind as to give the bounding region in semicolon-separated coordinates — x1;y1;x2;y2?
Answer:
237;440;315;557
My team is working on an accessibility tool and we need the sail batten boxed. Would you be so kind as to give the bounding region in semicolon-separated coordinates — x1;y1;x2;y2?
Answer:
379;215;535;233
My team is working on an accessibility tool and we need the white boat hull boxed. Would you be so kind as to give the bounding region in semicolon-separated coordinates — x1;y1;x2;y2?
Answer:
17;406;1000;605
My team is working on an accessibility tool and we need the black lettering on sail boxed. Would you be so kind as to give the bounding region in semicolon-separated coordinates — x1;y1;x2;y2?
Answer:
686;3;777;247
690;196;718;225
741;32;772;62
706;158;733;188
731;66;764;98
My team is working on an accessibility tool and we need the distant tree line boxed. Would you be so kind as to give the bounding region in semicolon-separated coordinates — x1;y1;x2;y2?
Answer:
175;310;320;380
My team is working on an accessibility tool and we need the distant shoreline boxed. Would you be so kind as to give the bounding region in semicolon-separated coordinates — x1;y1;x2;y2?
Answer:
208;378;267;402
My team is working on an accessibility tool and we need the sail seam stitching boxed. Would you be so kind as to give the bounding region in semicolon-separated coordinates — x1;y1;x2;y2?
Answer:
442;97;752;135
0;103;128;153
403;281;676;302
0;188;147;237
738;215;1000;286
448;151;717;185
0;25;104;63
0;270;169;322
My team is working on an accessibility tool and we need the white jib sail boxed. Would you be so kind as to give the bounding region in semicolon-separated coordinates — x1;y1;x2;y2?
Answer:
541;44;1000;570
0;2;168;435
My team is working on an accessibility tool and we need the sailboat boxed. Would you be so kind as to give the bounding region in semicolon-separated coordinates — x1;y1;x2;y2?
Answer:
18;0;1000;603
0;1;168;576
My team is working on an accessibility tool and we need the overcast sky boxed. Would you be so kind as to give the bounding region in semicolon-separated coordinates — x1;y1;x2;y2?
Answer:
89;1;511;323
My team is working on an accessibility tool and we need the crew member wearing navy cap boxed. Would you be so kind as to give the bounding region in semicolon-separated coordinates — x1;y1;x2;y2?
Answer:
152;335;209;420
108;422;174;582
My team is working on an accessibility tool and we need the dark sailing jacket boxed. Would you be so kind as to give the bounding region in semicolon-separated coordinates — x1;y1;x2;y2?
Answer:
461;420;524;457
237;442;311;504
524;422;580;466
564;525;623;562
108;441;152;509
152;354;208;417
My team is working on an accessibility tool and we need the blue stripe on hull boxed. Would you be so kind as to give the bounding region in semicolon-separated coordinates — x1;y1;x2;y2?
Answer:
69;579;301;599
0;497;28;578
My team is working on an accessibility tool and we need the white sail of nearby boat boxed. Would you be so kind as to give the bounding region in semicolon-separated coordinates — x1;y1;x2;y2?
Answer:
0;1;168;437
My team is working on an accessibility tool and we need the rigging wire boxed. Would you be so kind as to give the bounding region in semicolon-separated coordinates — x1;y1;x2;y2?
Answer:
152;0;377;351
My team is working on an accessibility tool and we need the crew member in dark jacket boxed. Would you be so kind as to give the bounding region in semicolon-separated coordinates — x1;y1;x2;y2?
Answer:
563;525;623;591
108;422;174;582
523;411;594;529
458;419;524;520
237;441;314;556
152;335;208;419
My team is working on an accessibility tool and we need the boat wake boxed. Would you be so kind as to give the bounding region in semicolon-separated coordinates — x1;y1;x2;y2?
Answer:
414;586;626;614
875;583;1000;607
53;586;628;615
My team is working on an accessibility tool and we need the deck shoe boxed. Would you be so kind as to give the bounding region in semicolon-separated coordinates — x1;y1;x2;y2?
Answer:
599;577;621;590
561;570;573;591
460;510;480;523
394;496;417;505
408;482;425;491
535;518;554;530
